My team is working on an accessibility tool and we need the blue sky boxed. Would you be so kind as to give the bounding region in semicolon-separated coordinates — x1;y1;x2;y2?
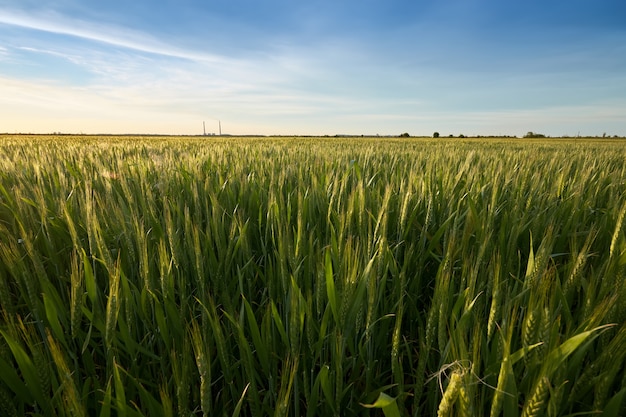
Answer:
1;0;625;136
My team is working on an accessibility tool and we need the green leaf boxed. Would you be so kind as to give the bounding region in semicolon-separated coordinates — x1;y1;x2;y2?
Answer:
543;325;613;376
99;377;113;417
353;160;362;181
525;233;535;282
113;360;128;417
0;330;51;414
502;357;519;417
270;301;289;348
153;296;170;350
324;249;338;323
426;213;456;256
232;383;250;417
361;392;401;417
115;365;164;416
243;296;269;374
82;249;98;306
509;342;543;365
603;387;626;417
43;289;66;349
318;365;336;415
0;354;31;404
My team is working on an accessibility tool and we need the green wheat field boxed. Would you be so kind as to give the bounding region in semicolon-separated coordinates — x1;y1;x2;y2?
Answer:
0;135;625;416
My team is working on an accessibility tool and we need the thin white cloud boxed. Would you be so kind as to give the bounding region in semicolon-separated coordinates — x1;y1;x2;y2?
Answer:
0;8;227;64
16;45;89;67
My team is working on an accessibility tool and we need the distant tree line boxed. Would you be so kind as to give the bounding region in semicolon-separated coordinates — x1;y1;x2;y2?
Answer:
390;131;623;139
524;131;546;138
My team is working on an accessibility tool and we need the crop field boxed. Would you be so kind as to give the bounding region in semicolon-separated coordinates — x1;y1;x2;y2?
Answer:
0;135;625;416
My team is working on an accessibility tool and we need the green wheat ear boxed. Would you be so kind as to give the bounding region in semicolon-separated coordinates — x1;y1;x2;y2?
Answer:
521;376;550;417
437;371;462;417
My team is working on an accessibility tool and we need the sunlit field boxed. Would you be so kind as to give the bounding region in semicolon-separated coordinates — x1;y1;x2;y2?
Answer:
1;135;625;416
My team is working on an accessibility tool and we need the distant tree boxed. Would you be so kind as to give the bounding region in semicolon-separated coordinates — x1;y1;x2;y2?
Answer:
433;132;440;138
524;131;546;138
399;132;410;138
459;134;465;138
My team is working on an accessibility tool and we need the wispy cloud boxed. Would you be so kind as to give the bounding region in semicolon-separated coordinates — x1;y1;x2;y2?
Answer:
0;7;227;64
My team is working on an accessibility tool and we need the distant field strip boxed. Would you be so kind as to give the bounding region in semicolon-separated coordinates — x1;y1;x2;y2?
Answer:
0;135;625;416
